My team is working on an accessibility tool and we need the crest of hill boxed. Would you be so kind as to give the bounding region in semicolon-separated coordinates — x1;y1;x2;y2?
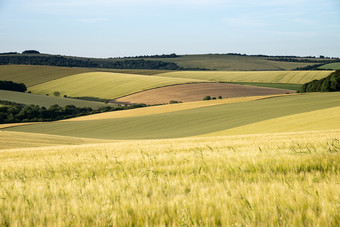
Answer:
28;72;205;99
138;54;336;71
5;92;340;140
0;65;170;87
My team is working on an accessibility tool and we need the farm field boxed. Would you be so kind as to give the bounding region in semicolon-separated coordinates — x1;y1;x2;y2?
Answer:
158;70;333;84
65;95;281;121
203;106;340;136
0;130;339;226
319;62;340;70
0;90;107;108
0;65;93;86
115;83;294;105
0;131;111;149
1;63;339;226
141;54;327;71
29;72;204;99
5;92;340;140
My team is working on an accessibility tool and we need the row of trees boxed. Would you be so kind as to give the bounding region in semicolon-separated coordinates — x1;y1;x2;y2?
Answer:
0;80;27;92
299;70;340;92
0;101;147;123
0;55;185;70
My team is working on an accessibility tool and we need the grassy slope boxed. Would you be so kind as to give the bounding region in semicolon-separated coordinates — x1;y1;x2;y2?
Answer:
0;130;339;226
202;106;340;136
5;92;340;140
142;54;324;71
64;95;280;121
0;65;171;87
0;90;107;108
0;131;111;149
0;65;92;86
158;70;333;84
29;72;204;99
319;63;340;70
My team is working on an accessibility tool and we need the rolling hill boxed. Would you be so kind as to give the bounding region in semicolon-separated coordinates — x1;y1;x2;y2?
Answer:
5;92;340;140
0;90;107;108
28;72;204;99
115;83;294;105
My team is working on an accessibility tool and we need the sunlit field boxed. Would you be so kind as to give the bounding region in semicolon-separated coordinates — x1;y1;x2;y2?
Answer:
0;130;339;226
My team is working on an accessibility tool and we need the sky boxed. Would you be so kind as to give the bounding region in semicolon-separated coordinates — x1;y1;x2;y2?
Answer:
0;0;339;58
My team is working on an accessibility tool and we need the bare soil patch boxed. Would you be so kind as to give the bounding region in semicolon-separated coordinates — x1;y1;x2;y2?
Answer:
114;83;295;105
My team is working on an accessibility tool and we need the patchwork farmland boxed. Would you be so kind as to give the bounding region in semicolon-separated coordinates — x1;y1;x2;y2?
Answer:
0;58;339;226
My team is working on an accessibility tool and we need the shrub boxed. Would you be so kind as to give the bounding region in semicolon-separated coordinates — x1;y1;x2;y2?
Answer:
203;96;211;100
53;91;60;97
218;96;222;99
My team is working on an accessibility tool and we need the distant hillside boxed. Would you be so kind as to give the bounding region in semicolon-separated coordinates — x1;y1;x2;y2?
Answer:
0;53;207;71
135;54;339;71
0;52;338;71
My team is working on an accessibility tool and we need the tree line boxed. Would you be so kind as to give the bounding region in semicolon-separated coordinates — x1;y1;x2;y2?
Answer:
299;70;340;92
0;80;27;92
0;101;147;124
0;54;195;70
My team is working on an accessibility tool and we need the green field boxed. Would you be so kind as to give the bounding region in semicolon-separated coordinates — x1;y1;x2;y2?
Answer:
140;54;329;71
29;72;204;99
158;70;333;84
5;92;340;140
0;90;107;108
319;62;340;70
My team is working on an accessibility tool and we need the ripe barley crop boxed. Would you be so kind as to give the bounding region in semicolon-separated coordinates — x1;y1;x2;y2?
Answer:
0;130;339;226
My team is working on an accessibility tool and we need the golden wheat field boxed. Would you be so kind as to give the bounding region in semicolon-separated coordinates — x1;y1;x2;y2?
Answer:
0;130;339;226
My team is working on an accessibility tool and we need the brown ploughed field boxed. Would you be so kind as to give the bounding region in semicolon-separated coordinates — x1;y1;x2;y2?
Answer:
114;82;295;105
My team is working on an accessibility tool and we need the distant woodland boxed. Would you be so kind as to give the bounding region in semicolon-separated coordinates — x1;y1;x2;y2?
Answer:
299;70;340;92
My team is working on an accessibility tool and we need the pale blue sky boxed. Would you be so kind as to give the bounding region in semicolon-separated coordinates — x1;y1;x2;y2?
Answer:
1;0;339;58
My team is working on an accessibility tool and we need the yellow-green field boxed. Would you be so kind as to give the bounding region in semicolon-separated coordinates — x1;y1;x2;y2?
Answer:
29;72;204;99
1;64;340;225
0;65;92;86
0;130;339;226
158;70;333;84
5;92;340;140
64;95;280;121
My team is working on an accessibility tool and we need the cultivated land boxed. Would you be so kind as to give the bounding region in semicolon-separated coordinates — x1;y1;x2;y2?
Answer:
115;83;294;105
5;92;340;140
0;90;107;108
29;72;204;99
64;95;280;121
0;65;92;86
319;62;340;70
139;54;330;71
0;130;339;226
1;60;340;226
158;70;333;84
0;131;111;149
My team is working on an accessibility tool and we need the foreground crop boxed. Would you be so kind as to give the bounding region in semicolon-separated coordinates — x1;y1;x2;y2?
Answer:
0;131;339;226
